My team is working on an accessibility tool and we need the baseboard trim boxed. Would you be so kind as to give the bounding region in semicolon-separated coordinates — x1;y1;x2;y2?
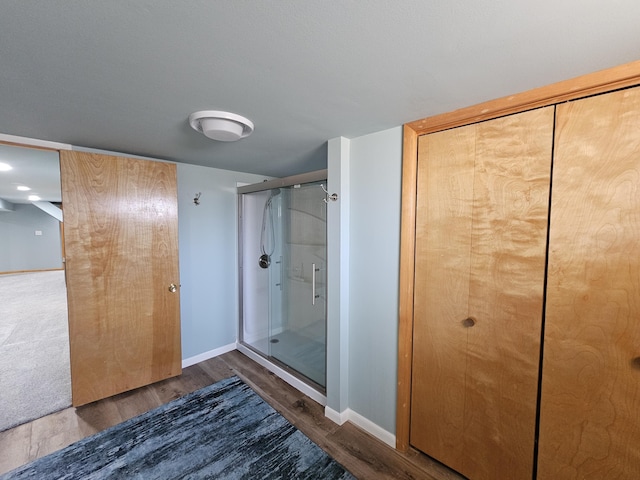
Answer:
325;407;396;448
182;343;236;368
324;406;348;425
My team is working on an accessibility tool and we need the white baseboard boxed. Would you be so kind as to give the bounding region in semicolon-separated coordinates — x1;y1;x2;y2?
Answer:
324;406;348;425
324;406;396;448
181;342;236;368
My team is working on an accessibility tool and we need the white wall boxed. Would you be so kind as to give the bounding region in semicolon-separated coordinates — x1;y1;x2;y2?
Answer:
326;137;350;414
176;163;266;361
348;126;403;435
0;204;63;272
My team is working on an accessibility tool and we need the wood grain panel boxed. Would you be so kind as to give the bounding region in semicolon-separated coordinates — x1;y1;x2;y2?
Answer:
410;123;476;471
539;87;640;480
60;151;181;406
411;108;553;480
463;108;553;479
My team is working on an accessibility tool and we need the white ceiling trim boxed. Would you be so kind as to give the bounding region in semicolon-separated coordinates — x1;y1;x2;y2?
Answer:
0;133;71;151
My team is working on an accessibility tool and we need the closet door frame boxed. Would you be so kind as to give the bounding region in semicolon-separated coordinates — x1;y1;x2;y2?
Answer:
396;59;640;452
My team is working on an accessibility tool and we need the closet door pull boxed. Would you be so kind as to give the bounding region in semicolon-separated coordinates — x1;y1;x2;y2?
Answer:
462;317;476;328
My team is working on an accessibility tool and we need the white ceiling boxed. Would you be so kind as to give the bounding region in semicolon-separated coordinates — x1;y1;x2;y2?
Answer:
0;1;639;179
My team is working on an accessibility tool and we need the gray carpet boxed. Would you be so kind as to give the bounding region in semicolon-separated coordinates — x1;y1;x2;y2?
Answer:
0;376;356;479
0;270;71;432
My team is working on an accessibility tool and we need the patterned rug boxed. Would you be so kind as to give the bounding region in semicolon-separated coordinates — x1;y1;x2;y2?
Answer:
0;376;355;479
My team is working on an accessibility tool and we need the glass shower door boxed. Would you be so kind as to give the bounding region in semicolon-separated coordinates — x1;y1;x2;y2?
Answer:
269;181;326;388
239;179;327;390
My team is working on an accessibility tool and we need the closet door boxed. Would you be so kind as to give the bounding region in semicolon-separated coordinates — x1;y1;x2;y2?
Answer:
61;151;182;406
539;87;640;479
410;107;554;480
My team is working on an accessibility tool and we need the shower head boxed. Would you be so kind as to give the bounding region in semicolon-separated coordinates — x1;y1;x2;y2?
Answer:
270;188;281;197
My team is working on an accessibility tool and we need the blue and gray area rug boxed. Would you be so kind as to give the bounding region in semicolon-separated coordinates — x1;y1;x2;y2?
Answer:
1;376;355;479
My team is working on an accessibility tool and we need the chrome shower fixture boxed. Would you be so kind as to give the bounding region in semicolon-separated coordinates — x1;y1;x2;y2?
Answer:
258;254;271;269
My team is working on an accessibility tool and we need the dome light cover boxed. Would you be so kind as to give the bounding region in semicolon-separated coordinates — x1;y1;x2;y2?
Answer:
189;110;254;142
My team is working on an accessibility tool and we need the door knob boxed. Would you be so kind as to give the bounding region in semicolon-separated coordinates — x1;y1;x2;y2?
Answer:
168;283;177;293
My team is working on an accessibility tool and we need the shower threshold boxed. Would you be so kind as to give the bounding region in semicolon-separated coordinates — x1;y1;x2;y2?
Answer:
236;342;327;406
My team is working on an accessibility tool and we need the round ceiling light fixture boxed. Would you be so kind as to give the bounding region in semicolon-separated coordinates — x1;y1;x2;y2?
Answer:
189;110;254;142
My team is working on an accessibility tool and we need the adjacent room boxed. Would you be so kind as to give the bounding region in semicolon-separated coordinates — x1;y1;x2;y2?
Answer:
0;1;639;479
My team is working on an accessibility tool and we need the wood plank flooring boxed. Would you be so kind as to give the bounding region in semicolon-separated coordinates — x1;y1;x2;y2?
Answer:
0;350;464;479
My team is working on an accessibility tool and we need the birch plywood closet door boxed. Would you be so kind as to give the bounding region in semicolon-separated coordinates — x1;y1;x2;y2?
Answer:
61;151;182;406
410;107;554;480
539;87;640;479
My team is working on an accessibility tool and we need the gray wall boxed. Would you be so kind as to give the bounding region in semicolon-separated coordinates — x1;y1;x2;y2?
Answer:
0;204;62;272
177;163;266;360
348;126;403;434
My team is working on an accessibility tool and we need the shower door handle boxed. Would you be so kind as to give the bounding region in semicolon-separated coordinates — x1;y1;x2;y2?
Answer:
312;263;316;305
312;263;321;305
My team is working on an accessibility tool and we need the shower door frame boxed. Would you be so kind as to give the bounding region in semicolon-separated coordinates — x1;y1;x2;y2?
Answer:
237;169;328;401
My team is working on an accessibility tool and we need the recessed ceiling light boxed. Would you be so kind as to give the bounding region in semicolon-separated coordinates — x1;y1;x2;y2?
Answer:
28;195;41;201
17;185;31;191
189;110;254;142
0;162;12;171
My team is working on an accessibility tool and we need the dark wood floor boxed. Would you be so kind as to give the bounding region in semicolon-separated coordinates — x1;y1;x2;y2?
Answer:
0;350;464;479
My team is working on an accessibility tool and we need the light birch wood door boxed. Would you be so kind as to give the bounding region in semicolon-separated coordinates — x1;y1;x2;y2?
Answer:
539;87;640;479
60;151;181;406
410;107;554;480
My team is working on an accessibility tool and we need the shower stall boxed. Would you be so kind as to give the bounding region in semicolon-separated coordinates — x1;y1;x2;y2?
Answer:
238;170;327;395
